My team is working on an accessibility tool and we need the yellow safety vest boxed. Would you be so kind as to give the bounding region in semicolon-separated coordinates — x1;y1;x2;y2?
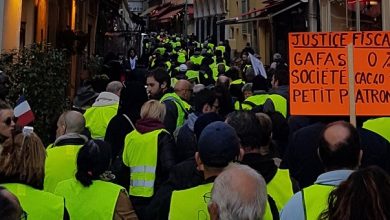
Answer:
2;183;64;220
241;94;269;110
123;129;166;197
177;53;187;64
44;144;82;193
160;93;190;127
241;94;288;118
302;184;335;220
54;179;123;220
190;55;204;65
169;182;213;220
83;103;118;139
186;70;200;83
267;169;294;211
216;45;225;55
363;117;390;142
267;94;288;118
231;79;244;85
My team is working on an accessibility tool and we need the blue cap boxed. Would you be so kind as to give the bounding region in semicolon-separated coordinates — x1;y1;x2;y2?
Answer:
198;121;240;167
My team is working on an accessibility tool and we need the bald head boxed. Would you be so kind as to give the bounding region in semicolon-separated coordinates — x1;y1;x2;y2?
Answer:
56;111;85;138
318;121;362;171
216;75;230;89
209;163;267;220
106;81;123;97
174;80;192;101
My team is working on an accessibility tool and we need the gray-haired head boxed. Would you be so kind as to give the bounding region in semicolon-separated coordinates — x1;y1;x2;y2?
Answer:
106;81;123;97
209;163;267;220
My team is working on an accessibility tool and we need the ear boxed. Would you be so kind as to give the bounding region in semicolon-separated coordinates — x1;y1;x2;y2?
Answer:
195;152;205;171
237;147;245;161
208;202;219;220
160;82;167;89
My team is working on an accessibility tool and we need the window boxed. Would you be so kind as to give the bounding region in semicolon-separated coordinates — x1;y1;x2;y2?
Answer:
330;0;382;31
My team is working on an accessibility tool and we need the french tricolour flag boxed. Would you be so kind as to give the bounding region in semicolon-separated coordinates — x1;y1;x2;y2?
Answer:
14;96;35;126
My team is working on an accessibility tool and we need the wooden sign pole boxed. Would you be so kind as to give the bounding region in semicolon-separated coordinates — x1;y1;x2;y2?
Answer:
347;43;357;127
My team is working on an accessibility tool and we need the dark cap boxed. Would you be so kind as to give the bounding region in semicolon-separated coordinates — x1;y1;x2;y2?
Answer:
194;112;224;140
198;121;240;168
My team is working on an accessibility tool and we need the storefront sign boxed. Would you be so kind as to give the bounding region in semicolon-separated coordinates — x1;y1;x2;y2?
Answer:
289;32;390;116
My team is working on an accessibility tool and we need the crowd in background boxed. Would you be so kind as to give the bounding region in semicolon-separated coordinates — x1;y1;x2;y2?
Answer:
0;32;390;220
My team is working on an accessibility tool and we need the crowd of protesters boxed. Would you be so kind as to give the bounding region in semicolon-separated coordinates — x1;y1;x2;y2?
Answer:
0;32;390;220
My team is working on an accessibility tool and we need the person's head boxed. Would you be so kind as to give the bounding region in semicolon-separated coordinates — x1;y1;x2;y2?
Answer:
194;89;219;114
56;111;85;138
0;101;15;140
241;52;248;62
318;121;362;171
140;100;166;122
217;63;225;75
194;112;224;140
255;113;273;148
319;166;390;220
174;79;193;102
0;187;23;220
273;53;282;62
0;129;46;189
75;140;112;187
179;64;188;73
226;111;263;152
271;66;289;88
196;121;242;174
208;163;267;220
118;81;148;120
128;48;136;58
146;68;171;99
242;83;253;99
106;81;123;97
215;75;230;89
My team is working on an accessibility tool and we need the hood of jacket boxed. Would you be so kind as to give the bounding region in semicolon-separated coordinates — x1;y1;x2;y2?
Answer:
241;153;278;183
184;113;199;131
135;118;165;134
92;92;119;107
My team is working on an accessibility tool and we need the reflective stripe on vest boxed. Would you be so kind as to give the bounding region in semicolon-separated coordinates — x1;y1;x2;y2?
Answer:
2;183;64;220
363;117;390;142
160;93;190;127
302;184;335;220
83;103;118;139
169;182;213;220
267;169;294;211
54;179;123;219
44;145;82;193
123;129;166;197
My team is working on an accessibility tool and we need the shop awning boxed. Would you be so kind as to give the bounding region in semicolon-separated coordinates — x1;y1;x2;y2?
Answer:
217;0;305;25
139;5;159;17
160;8;183;22
150;4;172;19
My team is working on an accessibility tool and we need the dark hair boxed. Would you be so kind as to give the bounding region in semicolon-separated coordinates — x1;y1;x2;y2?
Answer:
118;81;148;121
226;111;263;150
194;89;217;114
273;66;289;86
319;166;390;220
146;67;171;88
0;186;21;220
0;100;11;110
318;121;361;170
76;140;112;187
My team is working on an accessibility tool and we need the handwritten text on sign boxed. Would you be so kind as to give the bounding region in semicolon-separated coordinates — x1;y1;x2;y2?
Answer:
289;32;390;116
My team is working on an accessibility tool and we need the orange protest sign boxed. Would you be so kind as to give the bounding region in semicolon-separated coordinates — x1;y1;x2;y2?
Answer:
289;32;390;116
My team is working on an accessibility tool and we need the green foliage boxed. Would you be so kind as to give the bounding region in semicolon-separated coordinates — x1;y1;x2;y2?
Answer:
0;43;70;145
